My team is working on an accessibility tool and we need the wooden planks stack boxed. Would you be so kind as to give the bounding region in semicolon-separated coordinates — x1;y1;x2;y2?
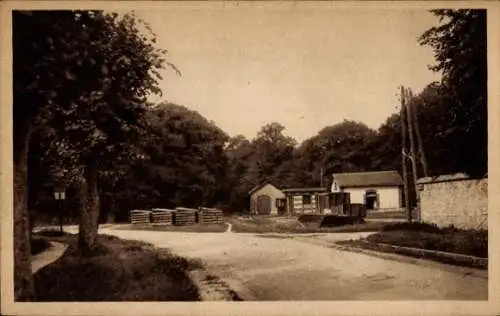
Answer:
198;207;224;224
130;210;151;225
151;208;174;225
174;207;197;226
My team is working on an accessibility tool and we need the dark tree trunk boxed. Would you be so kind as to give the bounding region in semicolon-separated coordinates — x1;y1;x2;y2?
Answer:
78;159;100;253
14;121;35;301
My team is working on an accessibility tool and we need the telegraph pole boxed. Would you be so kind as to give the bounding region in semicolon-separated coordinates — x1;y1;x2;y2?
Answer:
400;86;411;222
409;89;429;178
404;88;421;223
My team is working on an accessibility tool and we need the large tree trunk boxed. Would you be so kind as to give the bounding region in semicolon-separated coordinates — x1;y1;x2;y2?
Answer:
14;121;35;301
78;159;100;254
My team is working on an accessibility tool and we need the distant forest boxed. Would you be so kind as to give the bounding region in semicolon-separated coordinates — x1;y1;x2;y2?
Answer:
20;10;487;225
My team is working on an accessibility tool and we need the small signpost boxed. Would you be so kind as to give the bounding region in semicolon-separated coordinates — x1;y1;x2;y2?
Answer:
54;185;66;233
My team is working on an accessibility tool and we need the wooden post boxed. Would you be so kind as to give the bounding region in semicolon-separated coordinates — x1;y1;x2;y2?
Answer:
410;89;430;178
320;167;324;187
405;88;421;223
400;86;411;222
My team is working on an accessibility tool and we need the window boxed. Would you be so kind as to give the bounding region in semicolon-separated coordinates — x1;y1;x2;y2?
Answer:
302;194;311;205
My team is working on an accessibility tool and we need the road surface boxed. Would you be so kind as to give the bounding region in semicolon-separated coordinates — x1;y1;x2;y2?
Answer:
89;227;487;301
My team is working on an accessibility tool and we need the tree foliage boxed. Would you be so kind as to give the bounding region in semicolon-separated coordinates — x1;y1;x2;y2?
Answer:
419;9;487;177
14;9;169;298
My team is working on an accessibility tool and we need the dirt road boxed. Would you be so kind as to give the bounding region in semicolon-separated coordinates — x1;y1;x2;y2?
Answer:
93;227;487;301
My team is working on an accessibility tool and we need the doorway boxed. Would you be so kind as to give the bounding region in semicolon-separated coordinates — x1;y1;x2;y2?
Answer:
364;190;378;210
257;195;271;215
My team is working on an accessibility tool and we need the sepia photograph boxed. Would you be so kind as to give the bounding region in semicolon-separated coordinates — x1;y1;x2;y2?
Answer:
1;1;498;315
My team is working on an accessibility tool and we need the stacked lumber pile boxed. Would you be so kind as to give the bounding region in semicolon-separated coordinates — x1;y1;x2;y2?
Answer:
130;210;151;225
174;207;197;226
198;207;224;224
151;208;174;225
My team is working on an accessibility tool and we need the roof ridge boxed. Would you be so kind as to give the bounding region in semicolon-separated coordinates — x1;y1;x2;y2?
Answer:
333;170;398;175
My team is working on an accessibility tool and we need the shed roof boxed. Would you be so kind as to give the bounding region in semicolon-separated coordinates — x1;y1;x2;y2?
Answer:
333;170;403;188
248;181;281;195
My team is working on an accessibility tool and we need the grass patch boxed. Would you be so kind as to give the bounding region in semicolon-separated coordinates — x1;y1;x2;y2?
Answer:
227;216;397;234
336;222;487;260
31;236;52;255
33;234;202;301
118;223;228;233
365;229;487;258
227;216;303;233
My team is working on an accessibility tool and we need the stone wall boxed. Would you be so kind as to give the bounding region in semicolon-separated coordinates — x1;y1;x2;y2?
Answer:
419;176;487;229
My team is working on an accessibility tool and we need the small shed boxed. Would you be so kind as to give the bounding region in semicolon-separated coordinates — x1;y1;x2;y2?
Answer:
282;187;328;215
249;182;286;215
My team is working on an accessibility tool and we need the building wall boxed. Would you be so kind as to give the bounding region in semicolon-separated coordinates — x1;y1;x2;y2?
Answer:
342;186;401;209
420;178;487;229
250;184;285;215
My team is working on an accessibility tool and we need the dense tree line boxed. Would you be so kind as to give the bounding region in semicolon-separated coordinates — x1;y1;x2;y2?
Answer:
13;9;486;300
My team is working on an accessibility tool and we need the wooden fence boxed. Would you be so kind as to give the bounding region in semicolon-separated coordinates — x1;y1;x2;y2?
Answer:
151;208;174;225
130;210;151;225
198;207;224;224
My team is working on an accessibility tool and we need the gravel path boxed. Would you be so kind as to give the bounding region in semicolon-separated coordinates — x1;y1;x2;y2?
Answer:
94;227;487;301
31;241;68;274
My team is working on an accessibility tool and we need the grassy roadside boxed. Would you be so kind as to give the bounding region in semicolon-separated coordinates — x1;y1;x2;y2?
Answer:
226;216;397;234
116;223;228;233
336;222;487;268
32;230;203;301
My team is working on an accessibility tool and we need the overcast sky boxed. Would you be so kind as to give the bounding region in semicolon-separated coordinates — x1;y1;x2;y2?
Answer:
133;3;441;143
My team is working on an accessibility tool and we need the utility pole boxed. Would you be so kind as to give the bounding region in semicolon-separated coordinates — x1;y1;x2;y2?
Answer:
409;89;429;178
404;88;421;223
400;86;411;222
320;167;324;187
